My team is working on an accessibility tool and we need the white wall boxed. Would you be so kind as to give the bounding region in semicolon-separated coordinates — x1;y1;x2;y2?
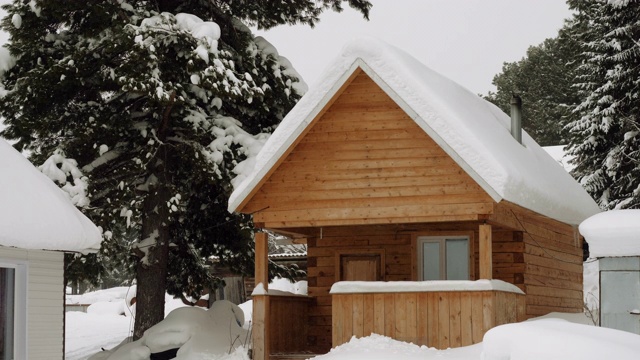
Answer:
0;246;65;360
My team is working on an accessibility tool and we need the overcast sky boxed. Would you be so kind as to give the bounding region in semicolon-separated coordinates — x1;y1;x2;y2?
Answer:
255;0;573;95
0;1;572;95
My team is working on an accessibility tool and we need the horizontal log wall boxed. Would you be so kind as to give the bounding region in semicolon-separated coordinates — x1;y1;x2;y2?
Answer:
332;290;525;349
489;202;583;317
473;230;525;291
244;70;494;228
306;226;412;353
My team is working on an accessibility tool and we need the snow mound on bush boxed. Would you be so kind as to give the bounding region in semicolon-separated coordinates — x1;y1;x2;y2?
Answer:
483;318;640;360
90;300;248;360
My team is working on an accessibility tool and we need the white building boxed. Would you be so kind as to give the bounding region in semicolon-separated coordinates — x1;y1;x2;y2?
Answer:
0;139;102;359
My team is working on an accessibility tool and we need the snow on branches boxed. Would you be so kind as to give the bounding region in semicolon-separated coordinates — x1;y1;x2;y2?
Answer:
39;150;91;208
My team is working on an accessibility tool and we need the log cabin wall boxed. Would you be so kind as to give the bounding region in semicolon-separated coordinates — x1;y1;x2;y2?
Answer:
489;202;583;318
242;70;495;229
487;230;525;291
305;226;413;353
303;221;528;353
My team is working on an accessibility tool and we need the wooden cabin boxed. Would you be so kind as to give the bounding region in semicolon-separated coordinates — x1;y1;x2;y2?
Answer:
0;139;102;359
228;38;600;359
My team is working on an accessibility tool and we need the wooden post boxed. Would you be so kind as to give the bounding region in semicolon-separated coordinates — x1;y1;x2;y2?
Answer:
479;224;492;279
253;231;270;360
255;231;269;290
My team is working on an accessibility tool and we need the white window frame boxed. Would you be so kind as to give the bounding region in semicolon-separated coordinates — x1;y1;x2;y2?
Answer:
0;259;28;360
416;235;470;281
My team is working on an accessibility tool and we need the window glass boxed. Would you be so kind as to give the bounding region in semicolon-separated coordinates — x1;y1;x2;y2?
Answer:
422;242;441;280
1;267;15;360
446;238;469;280
418;236;469;280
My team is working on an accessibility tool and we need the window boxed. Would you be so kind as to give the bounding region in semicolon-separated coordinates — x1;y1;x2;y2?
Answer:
417;236;469;280
0;268;14;360
0;262;27;360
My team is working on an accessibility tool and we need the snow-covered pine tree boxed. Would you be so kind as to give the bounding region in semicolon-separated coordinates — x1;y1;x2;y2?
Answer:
566;0;640;210
0;0;371;338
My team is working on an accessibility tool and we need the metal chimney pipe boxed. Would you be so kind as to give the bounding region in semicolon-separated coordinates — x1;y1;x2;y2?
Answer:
510;95;523;144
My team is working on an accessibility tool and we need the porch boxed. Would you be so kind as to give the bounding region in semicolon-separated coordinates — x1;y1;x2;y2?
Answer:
250;221;526;359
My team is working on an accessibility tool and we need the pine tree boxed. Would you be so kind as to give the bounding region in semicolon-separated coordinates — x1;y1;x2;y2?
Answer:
566;0;640;210
0;0;371;338
485;22;582;146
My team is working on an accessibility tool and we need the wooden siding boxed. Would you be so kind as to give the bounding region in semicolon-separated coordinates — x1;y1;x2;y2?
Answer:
269;296;311;354
242;71;494;228
0;246;64;360
332;290;525;349
305;226;412;353
488;202;583;317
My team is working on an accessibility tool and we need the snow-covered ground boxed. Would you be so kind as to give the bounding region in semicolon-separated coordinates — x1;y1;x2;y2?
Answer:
67;273;640;360
65;286;204;359
315;314;640;360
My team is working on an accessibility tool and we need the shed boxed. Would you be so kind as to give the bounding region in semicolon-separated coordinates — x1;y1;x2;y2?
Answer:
228;38;600;359
580;210;640;334
0;139;102;359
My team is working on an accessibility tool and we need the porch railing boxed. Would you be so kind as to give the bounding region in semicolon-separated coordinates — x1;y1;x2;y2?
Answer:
331;280;525;349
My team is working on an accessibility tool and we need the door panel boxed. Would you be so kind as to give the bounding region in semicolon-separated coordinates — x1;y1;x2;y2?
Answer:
601;270;640;334
340;255;381;281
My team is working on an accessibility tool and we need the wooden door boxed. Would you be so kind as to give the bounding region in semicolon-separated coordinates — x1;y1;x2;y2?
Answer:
340;255;381;281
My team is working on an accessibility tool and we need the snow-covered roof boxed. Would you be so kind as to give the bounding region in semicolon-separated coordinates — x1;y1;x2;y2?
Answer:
542;145;575;173
0;139;102;252
579;210;640;258
229;37;599;225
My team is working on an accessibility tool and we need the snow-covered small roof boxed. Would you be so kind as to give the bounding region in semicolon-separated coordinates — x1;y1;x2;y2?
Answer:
229;37;599;225
579;210;640;258
0;139;102;252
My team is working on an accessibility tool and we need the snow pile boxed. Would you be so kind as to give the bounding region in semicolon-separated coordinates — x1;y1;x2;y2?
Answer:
483;318;640;359
66;285;200;318
65;311;133;360
269;277;308;295
313;318;640;360
67;287;133;306
312;333;481;360
65;286;208;360
90;300;248;360
0;138;102;251
228;37;599;225
580;210;640;257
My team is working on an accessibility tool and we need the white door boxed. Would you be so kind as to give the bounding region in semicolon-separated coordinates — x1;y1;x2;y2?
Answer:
601;270;640;334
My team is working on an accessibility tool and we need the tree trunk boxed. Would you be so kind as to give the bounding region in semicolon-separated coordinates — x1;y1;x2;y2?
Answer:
133;146;172;340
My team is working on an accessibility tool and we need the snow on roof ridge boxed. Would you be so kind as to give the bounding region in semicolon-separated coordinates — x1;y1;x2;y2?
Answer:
228;36;600;225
